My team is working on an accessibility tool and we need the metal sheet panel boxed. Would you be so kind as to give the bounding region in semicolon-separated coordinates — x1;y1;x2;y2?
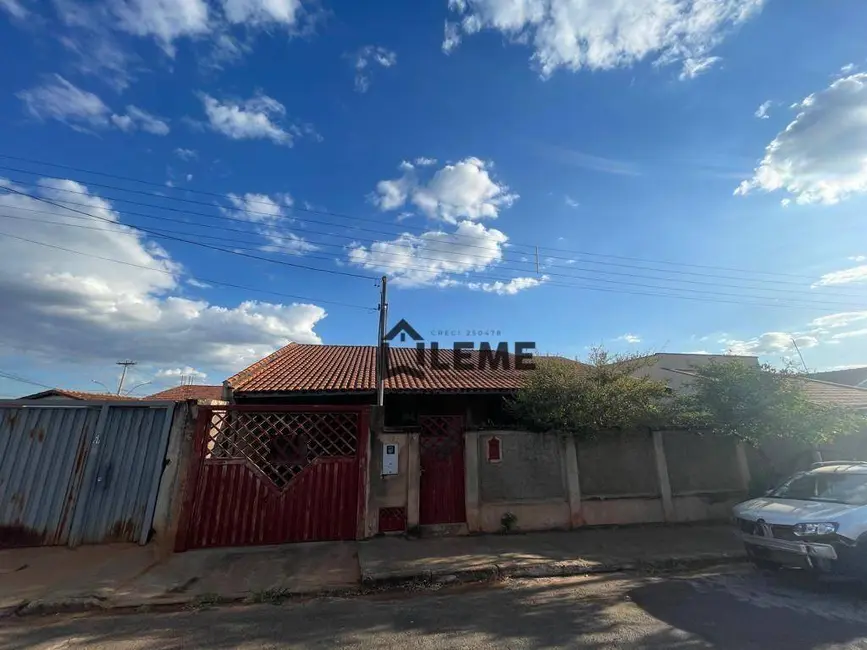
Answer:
0;406;99;547
69;405;174;545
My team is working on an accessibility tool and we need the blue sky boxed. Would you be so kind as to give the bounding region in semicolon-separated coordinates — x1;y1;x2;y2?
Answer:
2;0;867;397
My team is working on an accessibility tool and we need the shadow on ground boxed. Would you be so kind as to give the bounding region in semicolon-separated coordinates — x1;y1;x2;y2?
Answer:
630;569;867;650
1;576;704;650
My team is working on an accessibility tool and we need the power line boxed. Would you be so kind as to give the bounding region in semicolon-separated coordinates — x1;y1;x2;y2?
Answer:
3;169;854;293
0;369;53;390
2;215;861;314
0;229;376;311
4;211;866;309
3;191;865;306
0;155;829;281
0;184;377;282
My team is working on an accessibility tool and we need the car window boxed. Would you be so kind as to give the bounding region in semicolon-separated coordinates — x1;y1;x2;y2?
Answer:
771;472;867;505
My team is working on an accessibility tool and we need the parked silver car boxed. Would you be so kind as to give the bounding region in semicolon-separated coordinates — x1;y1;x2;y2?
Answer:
733;461;867;574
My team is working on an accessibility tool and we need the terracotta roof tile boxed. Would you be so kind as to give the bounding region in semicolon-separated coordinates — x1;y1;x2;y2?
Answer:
144;385;224;401
226;344;559;394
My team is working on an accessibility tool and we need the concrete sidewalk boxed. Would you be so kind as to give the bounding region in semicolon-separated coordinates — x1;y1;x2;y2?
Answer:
0;524;743;617
358;524;745;584
0;541;359;616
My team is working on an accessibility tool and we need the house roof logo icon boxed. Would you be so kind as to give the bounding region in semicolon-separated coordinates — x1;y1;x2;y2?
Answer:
384;319;423;343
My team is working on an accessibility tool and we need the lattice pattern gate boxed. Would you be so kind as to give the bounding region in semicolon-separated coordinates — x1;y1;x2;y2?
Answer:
176;406;369;551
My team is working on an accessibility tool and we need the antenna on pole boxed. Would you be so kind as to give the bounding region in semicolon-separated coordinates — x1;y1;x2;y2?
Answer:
791;338;809;373
116;360;137;395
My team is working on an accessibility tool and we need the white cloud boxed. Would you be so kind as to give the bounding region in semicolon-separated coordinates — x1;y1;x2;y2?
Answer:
186;278;212;289
616;333;642;344
848;255;867;262
221;0;302;26
812;265;867;288
109;0;211;55
841;63;857;75
468;275;548;295
352;45;397;92
754;100;772;119
736;73;867;204
414;157;437;166
444;0;764;79
156;366;208;380
679;56;721;80
722;332;819;356
348;220;509;288
810;311;867;330
372;158;518;224
17;75;110;132
0;0;28;18
17;76;168;135
0;178;326;370
223;192;316;255
564;194;579;208
831;328;867;341
111;105;170;135
174;148;198;160
201;93;315;146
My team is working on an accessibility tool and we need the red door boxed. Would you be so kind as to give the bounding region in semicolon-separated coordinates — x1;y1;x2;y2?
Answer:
419;415;466;525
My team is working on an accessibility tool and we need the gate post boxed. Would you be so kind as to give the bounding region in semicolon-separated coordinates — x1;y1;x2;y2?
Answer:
173;407;211;552
356;407;372;540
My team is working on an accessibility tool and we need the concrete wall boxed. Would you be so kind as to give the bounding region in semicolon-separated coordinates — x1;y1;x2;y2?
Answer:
362;421;753;537
465;429;751;534
578;431;659;497
473;431;571;533
365;418;419;537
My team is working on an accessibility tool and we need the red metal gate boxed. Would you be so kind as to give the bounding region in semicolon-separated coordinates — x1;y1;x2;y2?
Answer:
175;405;369;550
418;415;466;525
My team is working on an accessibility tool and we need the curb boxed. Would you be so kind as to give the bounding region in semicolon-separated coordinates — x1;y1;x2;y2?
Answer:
5;552;747;619
360;552;747;588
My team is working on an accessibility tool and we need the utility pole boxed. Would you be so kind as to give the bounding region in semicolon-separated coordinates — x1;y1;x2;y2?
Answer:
375;276;388;407
791;338;809;373
116;360;137;395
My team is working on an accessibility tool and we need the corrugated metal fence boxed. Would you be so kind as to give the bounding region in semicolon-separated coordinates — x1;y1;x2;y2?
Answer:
0;401;175;548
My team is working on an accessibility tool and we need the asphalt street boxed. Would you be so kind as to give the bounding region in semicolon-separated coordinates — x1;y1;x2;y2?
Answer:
3;565;867;649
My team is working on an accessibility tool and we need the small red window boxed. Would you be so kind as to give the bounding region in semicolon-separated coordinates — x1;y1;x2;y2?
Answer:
487;436;502;463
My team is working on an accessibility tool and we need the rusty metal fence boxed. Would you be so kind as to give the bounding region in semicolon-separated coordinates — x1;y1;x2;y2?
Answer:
0;401;175;548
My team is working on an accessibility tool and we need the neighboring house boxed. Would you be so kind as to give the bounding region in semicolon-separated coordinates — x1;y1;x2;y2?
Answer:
662;367;867;411
18;389;136;402
808;367;867;388
144;385;224;401
633;353;759;390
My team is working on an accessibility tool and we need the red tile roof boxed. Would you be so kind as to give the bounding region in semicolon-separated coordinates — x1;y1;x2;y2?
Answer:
145;385;224;401
20;389;138;401
226;344;550;395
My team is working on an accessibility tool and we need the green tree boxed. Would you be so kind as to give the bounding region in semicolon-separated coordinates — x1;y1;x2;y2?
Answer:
508;347;671;438
672;360;867;447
